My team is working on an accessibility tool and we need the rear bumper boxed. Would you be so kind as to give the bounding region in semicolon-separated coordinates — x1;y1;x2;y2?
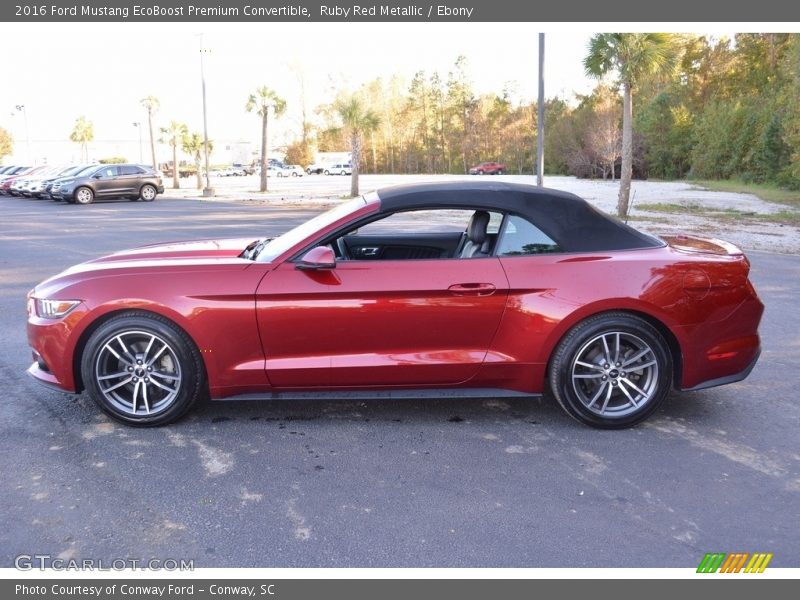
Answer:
677;291;764;390
682;347;760;392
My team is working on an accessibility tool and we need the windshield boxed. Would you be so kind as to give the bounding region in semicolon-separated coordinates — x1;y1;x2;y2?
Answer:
73;165;100;177
256;197;369;262
59;165;85;176
34;167;60;177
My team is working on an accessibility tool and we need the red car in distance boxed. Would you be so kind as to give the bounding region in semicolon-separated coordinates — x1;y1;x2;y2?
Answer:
27;182;763;428
0;166;44;194
469;161;506;175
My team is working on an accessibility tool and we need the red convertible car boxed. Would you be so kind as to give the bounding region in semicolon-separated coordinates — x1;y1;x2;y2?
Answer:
27;182;763;428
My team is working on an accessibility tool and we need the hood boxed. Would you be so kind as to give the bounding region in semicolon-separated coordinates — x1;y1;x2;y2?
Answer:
34;238;262;296
89;237;257;263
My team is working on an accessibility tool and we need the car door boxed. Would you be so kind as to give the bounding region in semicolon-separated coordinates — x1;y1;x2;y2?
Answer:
91;165;122;197
117;165;144;195
255;209;510;388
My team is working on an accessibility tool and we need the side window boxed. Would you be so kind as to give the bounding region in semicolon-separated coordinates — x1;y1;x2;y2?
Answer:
332;208;503;261
496;215;561;256
355;209;481;235
120;165;144;176
98;166;118;178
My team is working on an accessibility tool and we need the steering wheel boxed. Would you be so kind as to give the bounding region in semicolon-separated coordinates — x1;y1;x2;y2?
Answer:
334;237;351;260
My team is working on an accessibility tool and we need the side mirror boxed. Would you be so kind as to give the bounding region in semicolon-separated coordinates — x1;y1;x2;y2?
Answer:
93;174;103;179
297;246;336;270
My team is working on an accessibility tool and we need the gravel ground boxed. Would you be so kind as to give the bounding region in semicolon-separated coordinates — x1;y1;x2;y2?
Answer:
165;174;800;254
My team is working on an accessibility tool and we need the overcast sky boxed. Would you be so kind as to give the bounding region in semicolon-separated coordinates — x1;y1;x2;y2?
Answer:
0;22;779;161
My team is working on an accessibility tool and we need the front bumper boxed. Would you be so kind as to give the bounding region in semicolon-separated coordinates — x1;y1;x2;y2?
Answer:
27;304;86;393
51;187;74;200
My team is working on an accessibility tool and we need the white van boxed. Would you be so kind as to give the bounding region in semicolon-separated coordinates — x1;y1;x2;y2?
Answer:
324;163;352;175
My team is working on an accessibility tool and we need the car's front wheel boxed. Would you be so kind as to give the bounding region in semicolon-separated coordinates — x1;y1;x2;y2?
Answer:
75;187;94;205
81;312;206;426
139;184;157;202
549;312;672;429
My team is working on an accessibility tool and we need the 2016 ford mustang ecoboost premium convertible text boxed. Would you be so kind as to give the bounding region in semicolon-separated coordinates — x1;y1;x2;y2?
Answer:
27;182;764;428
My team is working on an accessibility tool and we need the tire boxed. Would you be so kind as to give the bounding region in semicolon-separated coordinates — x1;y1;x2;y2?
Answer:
497;169;504;175
324;170;330;175
75;187;94;205
81;312;206;426
139;184;157;202
477;170;484;175
291;172;298;177
548;312;672;429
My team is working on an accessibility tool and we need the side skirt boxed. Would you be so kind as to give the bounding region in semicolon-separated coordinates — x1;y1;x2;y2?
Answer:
215;388;542;402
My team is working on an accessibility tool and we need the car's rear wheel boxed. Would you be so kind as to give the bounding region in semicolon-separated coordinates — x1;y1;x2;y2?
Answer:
497;169;504;175
549;312;672;429
139;184;157;202
324;170;330;175
81;312;205;426
75;187;94;205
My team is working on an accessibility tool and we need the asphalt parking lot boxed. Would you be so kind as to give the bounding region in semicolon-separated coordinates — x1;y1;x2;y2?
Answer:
1;195;798;568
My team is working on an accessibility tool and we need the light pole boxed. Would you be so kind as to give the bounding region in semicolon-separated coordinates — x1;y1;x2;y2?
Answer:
15;104;32;165
199;34;214;197
132;122;143;163
536;33;545;187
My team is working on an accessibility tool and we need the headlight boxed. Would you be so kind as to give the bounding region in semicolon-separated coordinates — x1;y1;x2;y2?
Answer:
35;298;80;319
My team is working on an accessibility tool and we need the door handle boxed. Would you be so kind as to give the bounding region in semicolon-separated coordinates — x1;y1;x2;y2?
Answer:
448;283;497;296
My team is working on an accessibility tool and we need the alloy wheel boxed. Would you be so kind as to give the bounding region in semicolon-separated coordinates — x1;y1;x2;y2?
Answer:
570;331;659;418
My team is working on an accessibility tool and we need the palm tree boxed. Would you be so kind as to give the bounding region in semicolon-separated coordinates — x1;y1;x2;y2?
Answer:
69;116;94;162
245;86;287;192
160;121;188;188
335;96;381;197
584;33;678;217
140;96;160;170
182;132;214;190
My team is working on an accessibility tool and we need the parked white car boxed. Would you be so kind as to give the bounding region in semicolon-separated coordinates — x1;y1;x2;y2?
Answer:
278;165;305;177
324;162;352;175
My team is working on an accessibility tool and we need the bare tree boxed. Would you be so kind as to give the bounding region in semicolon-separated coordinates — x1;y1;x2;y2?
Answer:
586;88;621;180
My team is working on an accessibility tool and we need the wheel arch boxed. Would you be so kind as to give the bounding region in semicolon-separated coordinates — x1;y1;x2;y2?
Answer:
139;182;158;196
544;306;683;390
71;307;206;394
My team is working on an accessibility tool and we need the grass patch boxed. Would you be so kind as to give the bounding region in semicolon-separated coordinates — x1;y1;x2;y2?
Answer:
636;202;800;226
691;179;800;210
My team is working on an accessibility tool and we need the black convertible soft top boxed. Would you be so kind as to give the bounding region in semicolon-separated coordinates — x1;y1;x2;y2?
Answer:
375;181;663;252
